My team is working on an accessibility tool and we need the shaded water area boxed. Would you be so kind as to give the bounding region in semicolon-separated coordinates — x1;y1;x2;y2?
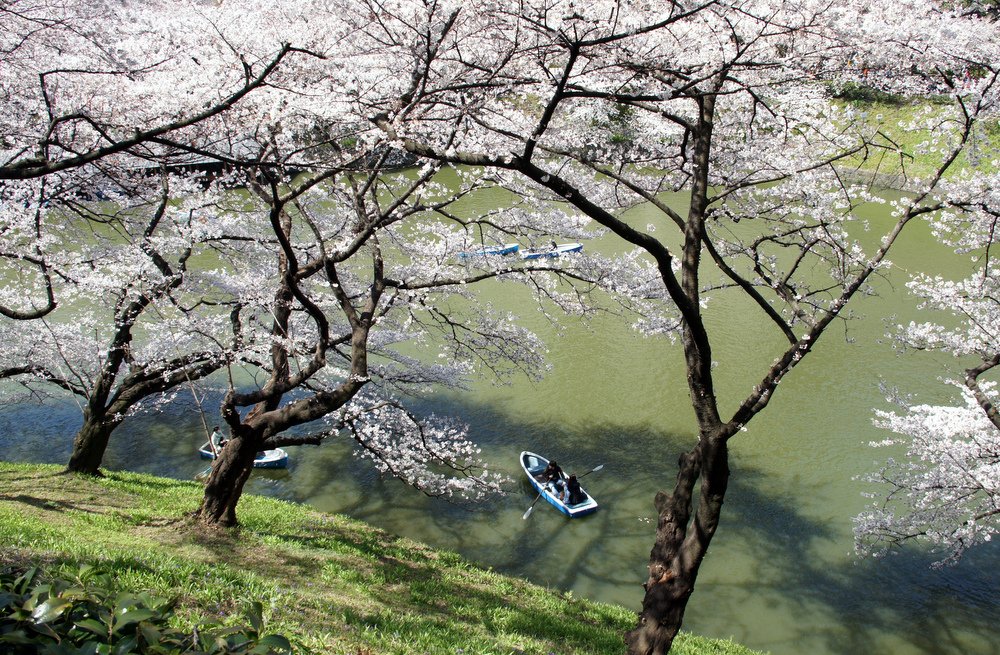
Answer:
2;186;999;655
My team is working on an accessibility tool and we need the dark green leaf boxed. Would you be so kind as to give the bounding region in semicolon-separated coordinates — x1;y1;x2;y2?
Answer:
113;594;141;614
13;567;38;594
27;619;60;640
111;634;137;655
0;629;33;644
32;597;73;623
138;620;161;646
112;607;157;633
0;591;20;609
7;606;32;620
74;617;109;637
59;586;91;602
252;634;293;654
245;601;263;634
76;564;95;581
23;590;41;613
211;626;246;637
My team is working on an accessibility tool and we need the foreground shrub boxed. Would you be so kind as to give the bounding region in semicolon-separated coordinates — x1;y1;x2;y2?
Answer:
0;565;293;654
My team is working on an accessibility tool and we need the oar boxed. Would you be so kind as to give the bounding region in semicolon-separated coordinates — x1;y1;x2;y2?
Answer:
522;493;542;520
522;463;604;520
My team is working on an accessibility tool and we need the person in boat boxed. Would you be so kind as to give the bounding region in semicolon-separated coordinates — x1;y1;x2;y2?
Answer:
551;477;569;503
566;474;586;505
549;240;558;250
210;426;226;453
541;460;564;482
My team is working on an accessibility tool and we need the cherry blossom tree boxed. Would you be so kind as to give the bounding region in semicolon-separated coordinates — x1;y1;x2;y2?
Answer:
0;0;332;327
0;0;323;182
0;0;386;477
856;175;1000;566
0;0;302;470
194;150;619;526
0;172;245;475
342;1;1000;651
2;0;625;527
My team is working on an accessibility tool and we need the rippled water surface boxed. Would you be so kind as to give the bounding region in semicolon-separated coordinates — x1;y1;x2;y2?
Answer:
2;186;998;655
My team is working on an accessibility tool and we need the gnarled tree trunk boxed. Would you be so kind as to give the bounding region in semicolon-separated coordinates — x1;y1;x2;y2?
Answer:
196;433;261;526
625;435;730;654
192;174;381;528
624;88;729;655
65;410;121;476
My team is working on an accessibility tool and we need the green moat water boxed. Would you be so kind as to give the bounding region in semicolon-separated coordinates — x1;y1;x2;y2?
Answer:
2;185;996;655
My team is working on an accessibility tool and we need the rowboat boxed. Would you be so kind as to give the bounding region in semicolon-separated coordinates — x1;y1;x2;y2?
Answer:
521;242;583;260
198;443;289;469
458;243;520;258
520;450;599;517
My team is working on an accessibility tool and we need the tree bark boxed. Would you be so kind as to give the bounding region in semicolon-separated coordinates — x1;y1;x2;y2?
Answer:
196;433;260;526
193;179;381;528
625;435;730;655
65;411;121;476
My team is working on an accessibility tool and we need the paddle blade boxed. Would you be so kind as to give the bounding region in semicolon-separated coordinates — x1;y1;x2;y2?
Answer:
591;464;605;472
522;505;534;520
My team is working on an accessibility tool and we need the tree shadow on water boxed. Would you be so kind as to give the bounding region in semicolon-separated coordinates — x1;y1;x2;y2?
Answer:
685;465;1000;655
305;395;1000;655
4;391;998;655
769;538;1000;655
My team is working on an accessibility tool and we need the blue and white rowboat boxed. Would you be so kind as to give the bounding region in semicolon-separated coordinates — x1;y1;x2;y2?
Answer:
521;243;583;260
458;243;520;258
198;443;289;469
520;450;599;518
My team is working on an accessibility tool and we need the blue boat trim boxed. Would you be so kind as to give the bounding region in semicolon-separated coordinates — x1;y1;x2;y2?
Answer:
520;450;599;518
458;243;520;258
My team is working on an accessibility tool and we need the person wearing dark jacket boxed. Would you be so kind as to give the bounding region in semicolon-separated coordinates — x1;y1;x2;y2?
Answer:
541;460;563;482
566;474;586;505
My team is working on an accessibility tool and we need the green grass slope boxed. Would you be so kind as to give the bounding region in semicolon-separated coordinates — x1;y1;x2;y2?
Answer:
837;98;1000;182
0;462;763;655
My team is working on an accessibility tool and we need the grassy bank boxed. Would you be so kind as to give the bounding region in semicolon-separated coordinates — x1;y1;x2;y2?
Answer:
0;462;763;655
838;98;999;182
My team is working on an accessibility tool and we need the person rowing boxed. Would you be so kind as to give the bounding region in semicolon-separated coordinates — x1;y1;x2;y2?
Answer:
540;459;564;483
209;425;226;454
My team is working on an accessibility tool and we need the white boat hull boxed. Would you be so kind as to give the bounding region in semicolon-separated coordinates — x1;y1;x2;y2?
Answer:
198;443;289;469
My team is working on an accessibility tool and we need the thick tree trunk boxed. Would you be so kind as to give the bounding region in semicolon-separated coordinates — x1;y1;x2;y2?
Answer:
625;436;730;655
623;86;728;655
65;412;120;476
196;435;259;526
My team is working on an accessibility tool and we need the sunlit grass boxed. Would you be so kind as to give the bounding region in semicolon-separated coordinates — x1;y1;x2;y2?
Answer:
837;99;1000;183
0;462;764;654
